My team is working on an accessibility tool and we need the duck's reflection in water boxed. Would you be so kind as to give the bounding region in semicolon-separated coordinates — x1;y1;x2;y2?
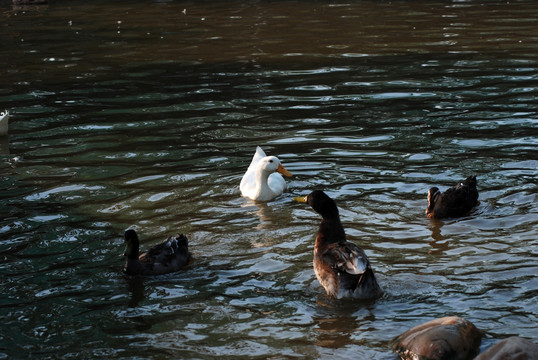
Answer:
0;137;9;155
313;296;376;348
428;219;449;256
126;276;145;308
253;201;275;230
242;200;292;231
313;314;360;348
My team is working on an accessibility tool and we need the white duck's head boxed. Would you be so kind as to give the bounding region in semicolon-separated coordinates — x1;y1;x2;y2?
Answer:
256;156;292;177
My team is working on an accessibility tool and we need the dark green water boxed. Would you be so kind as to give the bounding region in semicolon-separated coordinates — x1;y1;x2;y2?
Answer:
0;0;537;358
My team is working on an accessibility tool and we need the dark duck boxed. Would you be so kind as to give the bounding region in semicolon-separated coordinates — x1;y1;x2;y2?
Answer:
294;190;383;300
123;229;191;276
426;176;479;219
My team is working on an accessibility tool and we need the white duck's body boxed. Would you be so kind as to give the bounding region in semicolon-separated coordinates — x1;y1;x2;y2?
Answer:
240;146;292;201
0;110;9;136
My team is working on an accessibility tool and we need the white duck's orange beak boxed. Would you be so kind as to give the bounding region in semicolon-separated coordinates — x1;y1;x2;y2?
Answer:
277;163;292;177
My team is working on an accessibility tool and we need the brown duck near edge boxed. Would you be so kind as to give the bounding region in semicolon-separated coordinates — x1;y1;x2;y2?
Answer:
294;190;383;300
426;176;479;219
123;229;191;276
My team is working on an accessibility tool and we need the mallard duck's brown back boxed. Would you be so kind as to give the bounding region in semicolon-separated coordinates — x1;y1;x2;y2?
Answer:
426;176;479;219
123;232;191;276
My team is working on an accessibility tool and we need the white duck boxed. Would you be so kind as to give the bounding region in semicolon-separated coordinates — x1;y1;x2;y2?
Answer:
0;110;8;136
240;146;292;201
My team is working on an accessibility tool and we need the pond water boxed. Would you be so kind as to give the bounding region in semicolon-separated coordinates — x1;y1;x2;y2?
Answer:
0;0;537;358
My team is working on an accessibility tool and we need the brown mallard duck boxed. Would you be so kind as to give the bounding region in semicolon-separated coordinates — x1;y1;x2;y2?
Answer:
294;190;383;300
123;229;191;276
426;176;479;219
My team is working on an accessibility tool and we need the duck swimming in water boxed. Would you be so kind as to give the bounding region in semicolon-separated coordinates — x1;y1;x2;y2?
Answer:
240;146;292;201
426;176;479;219
123;229;191;276
294;190;383;300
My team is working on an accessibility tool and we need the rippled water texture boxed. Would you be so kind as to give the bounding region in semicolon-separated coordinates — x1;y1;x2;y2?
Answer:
1;0;537;358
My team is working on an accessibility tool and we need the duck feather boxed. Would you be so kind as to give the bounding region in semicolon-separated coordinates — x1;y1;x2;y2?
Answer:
123;229;190;276
295;190;383;300
426;176;479;219
240;146;292;201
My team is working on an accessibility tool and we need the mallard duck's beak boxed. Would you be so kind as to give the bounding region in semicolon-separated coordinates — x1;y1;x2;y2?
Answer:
293;195;308;203
277;163;292;177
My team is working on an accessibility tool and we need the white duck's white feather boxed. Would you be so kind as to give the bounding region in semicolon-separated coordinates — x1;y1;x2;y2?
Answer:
0;110;9;136
240;146;290;201
240;146;267;190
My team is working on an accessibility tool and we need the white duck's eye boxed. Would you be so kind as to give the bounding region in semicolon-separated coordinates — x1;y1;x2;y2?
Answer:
269;159;273;163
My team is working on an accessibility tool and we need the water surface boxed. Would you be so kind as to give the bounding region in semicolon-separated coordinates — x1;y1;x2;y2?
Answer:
0;0;537;358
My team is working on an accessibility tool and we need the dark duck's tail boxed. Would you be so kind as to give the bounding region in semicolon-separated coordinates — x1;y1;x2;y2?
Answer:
355;266;383;298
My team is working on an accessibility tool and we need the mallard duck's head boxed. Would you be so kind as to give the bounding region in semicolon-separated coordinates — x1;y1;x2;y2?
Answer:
294;190;339;219
257;156;292;177
426;187;440;215
124;229;140;259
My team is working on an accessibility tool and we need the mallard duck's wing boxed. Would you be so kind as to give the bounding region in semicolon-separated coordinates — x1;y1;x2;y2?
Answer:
240;146;267;194
318;242;383;299
459;176;479;204
441;176;479;214
138;234;190;274
462;175;477;188
428;176;479;218
322;241;369;275
140;238;172;261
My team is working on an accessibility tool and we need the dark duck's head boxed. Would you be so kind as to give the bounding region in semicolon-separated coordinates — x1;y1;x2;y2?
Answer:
294;190;345;245
295;190;340;220
426;187;441;216
124;229;140;259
